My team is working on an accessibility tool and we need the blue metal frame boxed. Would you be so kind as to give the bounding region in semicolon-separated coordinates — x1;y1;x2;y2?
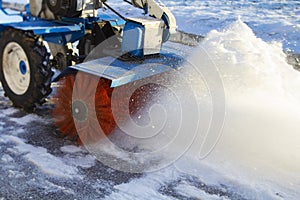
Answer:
5;20;85;44
0;1;181;88
0;1;125;44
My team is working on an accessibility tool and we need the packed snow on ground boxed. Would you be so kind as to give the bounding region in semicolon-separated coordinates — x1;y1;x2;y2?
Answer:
0;0;299;199
0;135;82;179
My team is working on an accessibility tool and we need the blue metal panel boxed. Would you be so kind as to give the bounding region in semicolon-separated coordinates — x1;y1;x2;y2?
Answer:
3;20;85;44
122;21;144;57
43;31;85;44
8;21;82;33
69;53;183;88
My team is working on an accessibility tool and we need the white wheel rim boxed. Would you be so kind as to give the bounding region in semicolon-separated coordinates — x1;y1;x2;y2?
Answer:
2;42;30;95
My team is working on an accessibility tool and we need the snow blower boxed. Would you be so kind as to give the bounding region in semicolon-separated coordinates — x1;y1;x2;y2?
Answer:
0;0;184;143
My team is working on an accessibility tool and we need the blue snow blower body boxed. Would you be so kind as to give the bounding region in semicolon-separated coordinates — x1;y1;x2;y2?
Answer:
0;0;182;88
0;0;187;143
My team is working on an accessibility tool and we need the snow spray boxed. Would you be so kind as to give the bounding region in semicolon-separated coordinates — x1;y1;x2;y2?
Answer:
86;19;300;193
174;18;300;198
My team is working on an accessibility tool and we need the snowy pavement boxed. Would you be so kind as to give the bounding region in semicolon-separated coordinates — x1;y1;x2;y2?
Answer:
0;94;141;199
0;92;249;199
0;93;291;200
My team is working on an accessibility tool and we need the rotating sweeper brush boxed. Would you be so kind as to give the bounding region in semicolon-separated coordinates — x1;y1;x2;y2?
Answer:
53;72;161;143
0;0;183;144
53;73;116;143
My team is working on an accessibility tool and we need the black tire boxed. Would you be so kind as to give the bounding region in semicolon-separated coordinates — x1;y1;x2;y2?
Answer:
0;29;53;111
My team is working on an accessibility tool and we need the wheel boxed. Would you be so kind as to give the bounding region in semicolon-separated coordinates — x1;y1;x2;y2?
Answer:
52;72;159;144
48;43;73;70
0;29;53;111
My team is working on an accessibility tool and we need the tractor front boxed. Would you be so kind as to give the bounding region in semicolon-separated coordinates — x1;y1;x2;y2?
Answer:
0;0;182;143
